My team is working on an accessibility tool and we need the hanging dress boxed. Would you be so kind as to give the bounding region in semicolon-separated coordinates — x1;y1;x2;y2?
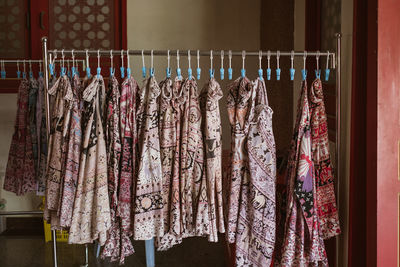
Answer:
309;78;340;239
156;77;185;250
226;77;253;243
3;78;36;195
277;80;327;266
28;77;39;177
180;77;209;238
199;77;225;242
58;74;83;228
44;74;73;229
68;75;111;245
36;76;47;195
234;78;276;266
134;75;164;240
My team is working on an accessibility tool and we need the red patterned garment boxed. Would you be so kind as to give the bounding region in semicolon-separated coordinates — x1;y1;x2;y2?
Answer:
179;77;209;238
58;74;83;228
36;76;47;195
28;77;39;177
156;77;185;250
134;76;164;240
226;77;253;243
309;79;340;239
44;74;73;229
276;81;327;266
3;78;36;195
234;78;276;266
68;75;111;245
199;77;225;242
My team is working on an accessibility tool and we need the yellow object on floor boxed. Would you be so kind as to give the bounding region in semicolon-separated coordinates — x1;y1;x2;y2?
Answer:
41;197;68;242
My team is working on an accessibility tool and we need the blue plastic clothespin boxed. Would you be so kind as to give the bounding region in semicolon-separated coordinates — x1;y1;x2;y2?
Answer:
120;66;125;78
39;71;43;77
176;67;182;79
276;68;281;80
29;71;33;78
17;70;21;78
325;69;330;81
241;51;246;78
315;69;321;79
166;67;171;78
97;67;101;78
49;63;54;76
301;69;307;81
150;67;155;77
86;67;91;78
110;67;115;77
188;68;192;79
196;67;201;80
258;69;263;81
127;67;131;78
67;69;71;78
61;67;66;77
22;72;26;79
71;66;76;77
209;69;214;78
241;69;246;78
142;66;146;78
267;68;271;80
220;68;224;80
228;67;232;80
1;70;6;79
290;68;295;80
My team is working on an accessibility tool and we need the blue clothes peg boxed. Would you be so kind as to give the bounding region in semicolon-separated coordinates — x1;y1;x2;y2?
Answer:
120;66;125;78
258;69;263;81
39;71;43;77
315;69;321;79
127;67;131;78
1;70;6;79
22;72;26;79
29;71;33;79
176;67;182;79
325;69;330;81
86;67;91;78
17;70;21;79
61;67;66;77
220;68;224;80
241;68;245;78
150;68;155;77
96;67;101;78
166;68;171;78
196;67;201;80
266;68;271;80
67;69;71;78
188;68;192;79
276;68;281;81
49;63;54;76
110;67;115;77
142;66;146;78
71;67;76;77
228;67;233;80
301;69;307;81
290;68;295;81
209;69;214;78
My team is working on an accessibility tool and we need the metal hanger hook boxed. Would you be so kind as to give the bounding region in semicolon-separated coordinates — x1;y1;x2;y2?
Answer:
197;50;200;69
242;50;245;70
151;49;154;69
326;51;330;69
141;50;145;68
303;51;307;69
177;49;180;69
61;49;65;68
316;50;320;70
187;50;191;69
97;49;100;68
110;49;113;69
277;50;280;69
167;50;170;69
221;50;224;67
210;50;213;70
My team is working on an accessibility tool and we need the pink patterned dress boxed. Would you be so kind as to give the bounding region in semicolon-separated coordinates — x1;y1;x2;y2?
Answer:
180;77;209;238
36;76;47;196
309;79;340;239
3;78;36;195
134;76;164;240
199;77;225;242
58;74;83;228
226;77;253;243
68;75;111;245
277;81;327;266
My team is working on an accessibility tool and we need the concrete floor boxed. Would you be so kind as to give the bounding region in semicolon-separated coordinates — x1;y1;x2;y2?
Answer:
0;236;227;267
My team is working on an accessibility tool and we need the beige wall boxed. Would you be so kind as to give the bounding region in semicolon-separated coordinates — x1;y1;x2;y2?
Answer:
127;0;261;150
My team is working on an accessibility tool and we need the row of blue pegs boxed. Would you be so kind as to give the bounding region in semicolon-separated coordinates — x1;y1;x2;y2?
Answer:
47;64;330;82
0;70;44;79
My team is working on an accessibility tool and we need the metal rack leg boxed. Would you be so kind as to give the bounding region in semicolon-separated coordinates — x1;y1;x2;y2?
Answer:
52;230;58;267
145;238;155;267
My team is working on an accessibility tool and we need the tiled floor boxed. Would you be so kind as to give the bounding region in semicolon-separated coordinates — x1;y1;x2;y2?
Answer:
0;235;227;267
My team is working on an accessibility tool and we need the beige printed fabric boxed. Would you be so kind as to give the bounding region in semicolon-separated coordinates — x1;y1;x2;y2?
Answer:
68;75;111;245
200;77;225;242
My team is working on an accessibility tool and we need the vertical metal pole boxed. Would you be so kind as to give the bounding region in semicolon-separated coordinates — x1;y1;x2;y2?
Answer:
335;32;342;267
145;239;155;267
42;36;58;267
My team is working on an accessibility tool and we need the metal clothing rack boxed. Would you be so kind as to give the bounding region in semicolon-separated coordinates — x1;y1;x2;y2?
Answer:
37;33;342;267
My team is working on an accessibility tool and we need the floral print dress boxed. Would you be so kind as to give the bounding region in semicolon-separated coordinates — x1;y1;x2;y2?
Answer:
180;77;209;238
58;74;83;228
234;78;276;266
199;77;225;242
277;81;327;266
36;76;47;195
28;77;39;177
226;77;253;243
3;78;36;195
309;79;340;239
68;75;111;245
134;76;164;240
